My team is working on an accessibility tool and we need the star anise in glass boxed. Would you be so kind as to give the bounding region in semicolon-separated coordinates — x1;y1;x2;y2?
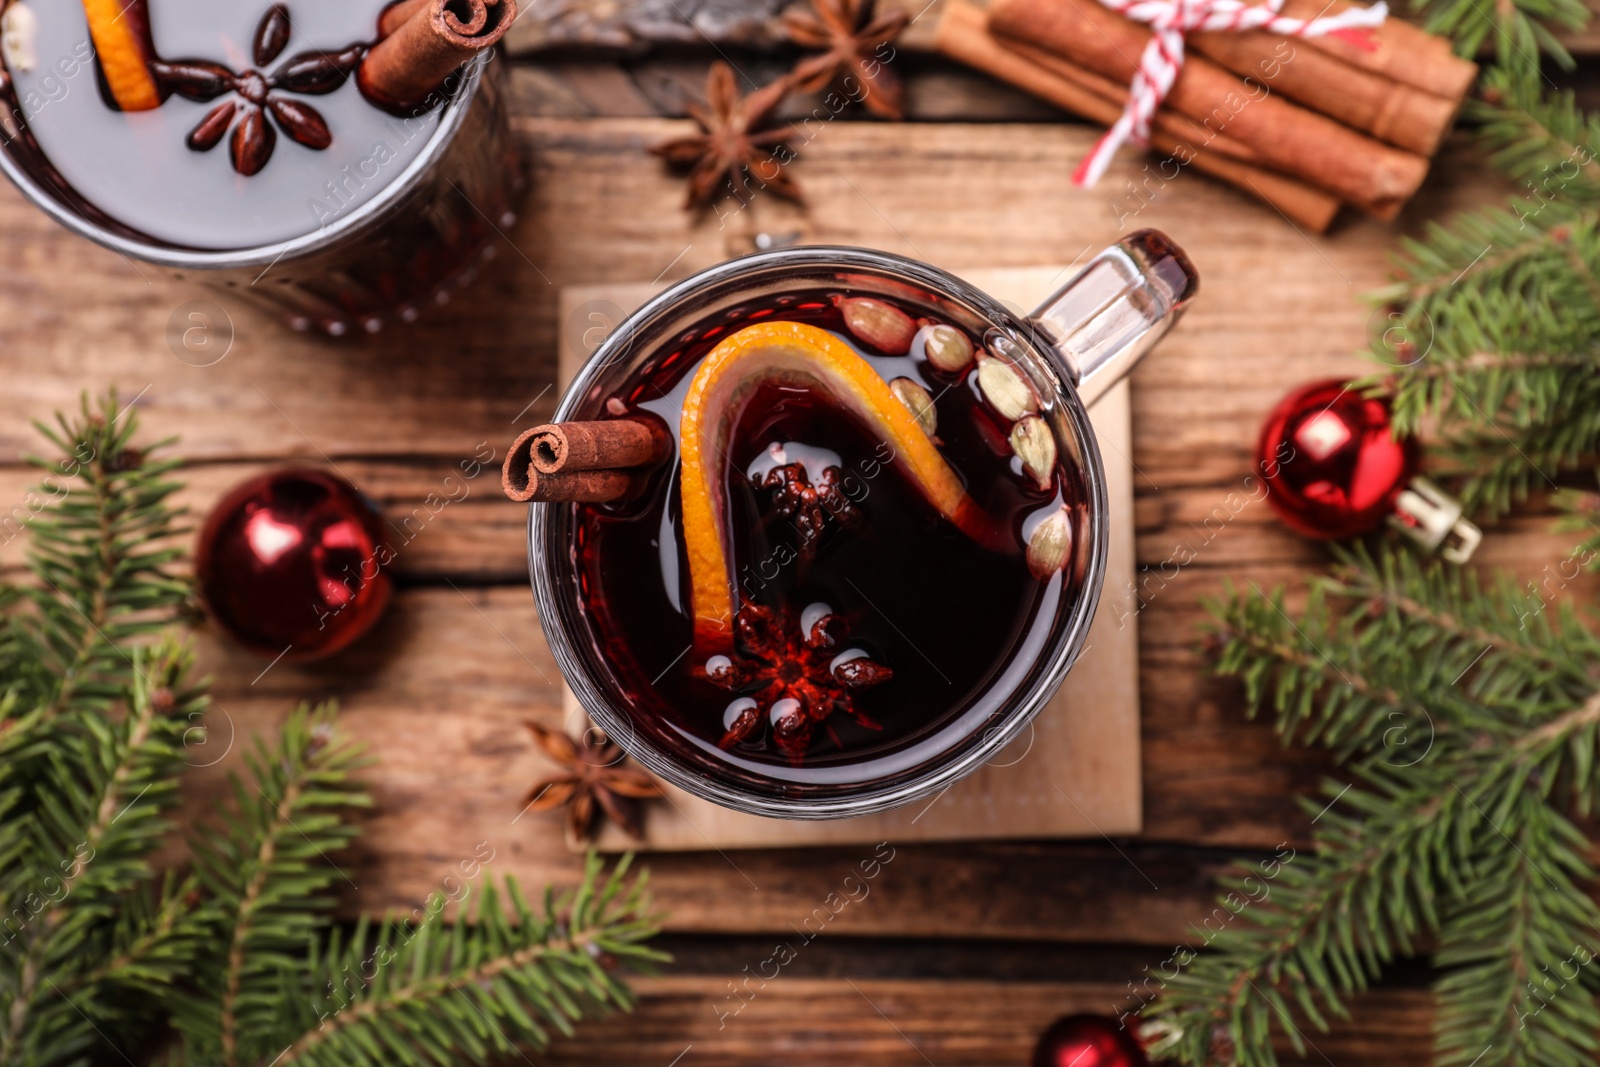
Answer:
700;602;892;761
783;0;910;119
156;4;364;176
521;721;664;841
650;61;800;209
756;460;862;561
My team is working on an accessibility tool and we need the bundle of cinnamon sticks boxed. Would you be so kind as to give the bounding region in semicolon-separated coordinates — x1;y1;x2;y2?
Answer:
935;0;1477;230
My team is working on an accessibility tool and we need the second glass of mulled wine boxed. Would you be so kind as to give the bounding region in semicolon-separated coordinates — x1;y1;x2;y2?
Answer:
526;233;1197;819
0;0;520;334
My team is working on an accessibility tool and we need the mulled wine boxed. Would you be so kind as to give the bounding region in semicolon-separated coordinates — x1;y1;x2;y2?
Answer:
0;0;520;332
569;290;1086;787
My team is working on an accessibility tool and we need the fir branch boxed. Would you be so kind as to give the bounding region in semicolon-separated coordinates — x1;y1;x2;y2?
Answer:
1151;776;1455;1067
0;641;204;1067
1432;797;1600;1067
1551;479;1600;571
62;871;204;1000
1147;545;1600;1067
10;391;188;728
1472;67;1600;200
1364;205;1600;517
1412;0;1588;76
278;855;667;1067
1323;544;1600;715
0;391;665;1067
184;704;370;1067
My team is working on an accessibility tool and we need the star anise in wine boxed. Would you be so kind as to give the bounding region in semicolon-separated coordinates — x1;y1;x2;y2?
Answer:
700;603;892;761
756;460;862;561
158;3;364;176
650;61;800;209
521;721;664;841
783;0;910;119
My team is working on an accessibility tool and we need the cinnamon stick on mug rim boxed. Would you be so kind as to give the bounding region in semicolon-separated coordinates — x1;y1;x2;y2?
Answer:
502;418;670;504
505;467;646;504
528;419;671;475
358;0;516;114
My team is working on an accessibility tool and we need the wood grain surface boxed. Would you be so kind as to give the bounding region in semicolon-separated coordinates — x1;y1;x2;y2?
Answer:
0;109;1533;1061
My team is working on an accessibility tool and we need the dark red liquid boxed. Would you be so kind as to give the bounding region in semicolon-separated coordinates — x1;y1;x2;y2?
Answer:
572;291;1082;788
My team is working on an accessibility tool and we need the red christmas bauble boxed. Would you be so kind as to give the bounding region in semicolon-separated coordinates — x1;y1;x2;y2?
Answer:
197;468;393;659
1256;378;1419;540
1032;1015;1147;1067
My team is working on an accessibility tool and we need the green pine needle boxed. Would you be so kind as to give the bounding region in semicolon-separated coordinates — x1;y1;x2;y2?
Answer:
1145;544;1600;1067
0;395;664;1067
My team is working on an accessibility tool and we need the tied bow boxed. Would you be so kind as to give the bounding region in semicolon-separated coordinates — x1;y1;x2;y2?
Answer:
1073;0;1389;187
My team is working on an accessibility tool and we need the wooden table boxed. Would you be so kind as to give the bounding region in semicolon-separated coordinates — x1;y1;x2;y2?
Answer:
0;13;1582;1061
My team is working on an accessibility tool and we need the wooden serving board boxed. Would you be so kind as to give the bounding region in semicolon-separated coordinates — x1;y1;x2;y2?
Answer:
551;265;1143;850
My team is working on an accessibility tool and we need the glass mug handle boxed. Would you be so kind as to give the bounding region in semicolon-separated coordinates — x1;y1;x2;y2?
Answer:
1027;229;1200;408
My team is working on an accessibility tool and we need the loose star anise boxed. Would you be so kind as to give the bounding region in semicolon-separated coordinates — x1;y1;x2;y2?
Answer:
158;3;364;176
700;602;892;761
651;61;801;209
783;0;910;119
521;721;664;841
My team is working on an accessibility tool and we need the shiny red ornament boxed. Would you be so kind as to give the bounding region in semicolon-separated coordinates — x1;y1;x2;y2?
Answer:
197;468;393;659
1031;1014;1147;1067
1255;378;1480;561
1256;378;1418;539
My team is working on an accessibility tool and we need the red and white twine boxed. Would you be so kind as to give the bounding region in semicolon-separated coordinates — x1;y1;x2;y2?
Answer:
1072;0;1389;187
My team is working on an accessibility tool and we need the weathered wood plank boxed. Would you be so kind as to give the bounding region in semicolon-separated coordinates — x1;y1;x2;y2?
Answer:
507;57;1069;121
502;0;1600;58
532;977;1433;1066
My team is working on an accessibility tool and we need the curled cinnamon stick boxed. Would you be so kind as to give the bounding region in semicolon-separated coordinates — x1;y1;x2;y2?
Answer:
528;420;671;474
377;0;438;36
506;467;645;504
503;418;670;503
358;0;516;114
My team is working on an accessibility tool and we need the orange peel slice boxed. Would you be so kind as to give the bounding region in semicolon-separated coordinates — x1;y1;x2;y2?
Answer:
679;320;996;651
81;0;160;111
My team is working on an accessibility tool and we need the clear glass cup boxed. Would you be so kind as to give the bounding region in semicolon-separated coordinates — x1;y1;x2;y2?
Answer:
529;232;1198;820
0;52;521;336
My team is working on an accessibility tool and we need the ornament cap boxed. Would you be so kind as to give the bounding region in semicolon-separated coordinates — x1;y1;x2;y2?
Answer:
1390;475;1481;563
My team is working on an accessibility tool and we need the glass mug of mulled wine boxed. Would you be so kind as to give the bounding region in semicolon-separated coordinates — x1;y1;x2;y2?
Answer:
524;233;1197;819
0;0;521;335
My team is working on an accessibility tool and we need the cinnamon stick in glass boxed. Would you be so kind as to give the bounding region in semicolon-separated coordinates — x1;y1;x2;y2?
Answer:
503;419;669;503
377;0;440;36
1187;29;1462;156
987;0;1431;214
358;0;516;113
936;1;1340;231
526;419;670;474
504;467;644;504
